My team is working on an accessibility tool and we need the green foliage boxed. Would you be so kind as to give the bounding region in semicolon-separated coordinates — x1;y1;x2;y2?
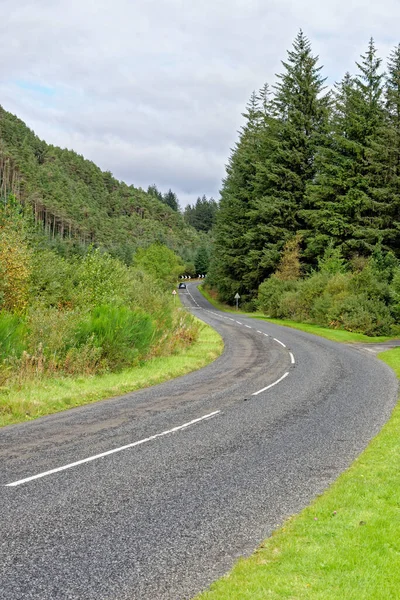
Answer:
209;31;330;299
0;313;27;361
194;246;210;274
329;294;394;335
317;242;347;275
209;34;400;310
74;305;155;370
134;243;184;287
184;196;218;232
0;200;32;312
0;106;201;263
258;254;399;335
257;277;298;317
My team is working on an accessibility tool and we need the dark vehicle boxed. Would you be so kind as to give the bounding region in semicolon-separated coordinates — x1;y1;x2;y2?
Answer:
178;282;186;289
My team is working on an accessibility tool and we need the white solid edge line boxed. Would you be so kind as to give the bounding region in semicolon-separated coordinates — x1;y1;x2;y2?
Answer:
5;411;221;488
273;337;286;348
290;352;295;364
251;372;289;396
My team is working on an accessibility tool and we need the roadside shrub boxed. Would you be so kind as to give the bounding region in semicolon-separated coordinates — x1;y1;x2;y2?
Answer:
258;276;298;317
134;243;184;288
29;249;77;309
350;262;391;303
74;248;132;309
329;294;394;335
0;312;27;361
27;307;79;369
74;305;155;370
283;272;328;321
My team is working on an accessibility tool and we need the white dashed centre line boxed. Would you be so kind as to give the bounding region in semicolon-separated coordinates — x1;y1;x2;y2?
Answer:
252;372;289;396
5;411;221;488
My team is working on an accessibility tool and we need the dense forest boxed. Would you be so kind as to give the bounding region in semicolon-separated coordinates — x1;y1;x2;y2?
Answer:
0;104;211;267
207;32;400;335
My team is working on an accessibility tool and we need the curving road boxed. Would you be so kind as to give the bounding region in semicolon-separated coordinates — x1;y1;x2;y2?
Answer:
0;283;398;599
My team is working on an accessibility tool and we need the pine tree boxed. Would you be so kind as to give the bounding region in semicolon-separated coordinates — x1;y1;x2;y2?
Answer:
304;39;392;260
245;30;329;288
184;195;217;232
194;246;209;274
384;44;400;251
207;91;264;301
162;189;179;211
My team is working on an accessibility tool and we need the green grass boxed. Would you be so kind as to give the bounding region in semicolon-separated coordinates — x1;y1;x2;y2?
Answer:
196;347;400;599
198;285;394;344
251;317;393;344
0;320;223;428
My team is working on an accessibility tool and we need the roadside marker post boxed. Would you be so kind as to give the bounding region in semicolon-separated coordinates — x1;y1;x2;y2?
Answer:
172;289;177;304
234;292;240;311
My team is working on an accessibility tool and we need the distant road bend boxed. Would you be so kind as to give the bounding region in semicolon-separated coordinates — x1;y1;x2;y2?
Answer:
0;282;398;599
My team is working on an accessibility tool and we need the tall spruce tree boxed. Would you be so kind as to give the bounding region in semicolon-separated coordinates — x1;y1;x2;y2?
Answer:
207;92;263;301
304;39;393;260
244;30;330;289
384;44;400;251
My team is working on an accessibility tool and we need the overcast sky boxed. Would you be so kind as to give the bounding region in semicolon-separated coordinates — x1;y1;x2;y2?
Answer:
1;1;400;207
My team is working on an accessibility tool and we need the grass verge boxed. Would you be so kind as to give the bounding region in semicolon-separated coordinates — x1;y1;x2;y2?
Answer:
196;346;400;599
250;317;393;344
198;285;393;344
0;319;223;428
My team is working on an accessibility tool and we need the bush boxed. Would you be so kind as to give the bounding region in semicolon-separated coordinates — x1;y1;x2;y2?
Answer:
328;294;394;335
258;276;298;317
74;305;155;370
0;312;27;361
27;307;79;368
284;273;328;321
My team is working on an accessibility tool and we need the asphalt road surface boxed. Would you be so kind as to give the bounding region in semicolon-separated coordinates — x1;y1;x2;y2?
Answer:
0;283;398;599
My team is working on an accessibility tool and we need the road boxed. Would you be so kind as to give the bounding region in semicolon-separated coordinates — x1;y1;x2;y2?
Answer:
0;283;398;599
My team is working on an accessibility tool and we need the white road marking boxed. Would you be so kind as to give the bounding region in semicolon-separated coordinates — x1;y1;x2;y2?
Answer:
5;411;221;488
252;372;289;396
290;352;295;364
264;333;269;337
236;321;242;325
257;330;263;334
273;338;286;348
244;325;252;329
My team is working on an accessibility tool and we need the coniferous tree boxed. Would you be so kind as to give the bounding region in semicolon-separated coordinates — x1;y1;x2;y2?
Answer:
207;92;263;301
384;44;400;250
304;39;392;260
184;195;218;232
244;30;330;288
162;189;179;211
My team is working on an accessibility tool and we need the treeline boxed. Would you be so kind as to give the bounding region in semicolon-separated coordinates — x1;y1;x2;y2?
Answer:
0;199;198;396
184;195;218;232
208;32;400;308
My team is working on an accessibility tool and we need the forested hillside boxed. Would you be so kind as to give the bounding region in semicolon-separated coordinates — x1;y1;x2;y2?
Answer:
208;32;400;307
0;105;203;264
207;32;400;336
0;106;210;416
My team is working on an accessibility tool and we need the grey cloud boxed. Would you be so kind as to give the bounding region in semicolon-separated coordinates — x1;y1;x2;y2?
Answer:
1;0;400;205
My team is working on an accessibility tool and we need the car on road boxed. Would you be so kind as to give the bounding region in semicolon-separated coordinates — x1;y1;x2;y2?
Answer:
178;282;186;289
